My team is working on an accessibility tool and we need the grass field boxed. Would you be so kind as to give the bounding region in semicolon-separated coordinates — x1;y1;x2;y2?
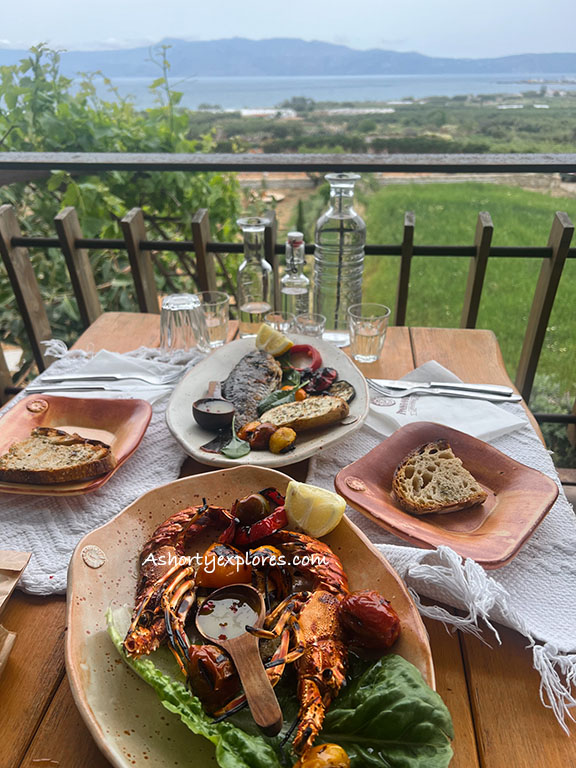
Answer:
362;183;576;406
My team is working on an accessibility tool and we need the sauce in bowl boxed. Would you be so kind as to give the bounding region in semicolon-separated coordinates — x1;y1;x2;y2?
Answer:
197;592;260;642
193;397;235;430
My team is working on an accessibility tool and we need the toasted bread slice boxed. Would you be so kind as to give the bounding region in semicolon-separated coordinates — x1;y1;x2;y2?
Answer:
0;427;116;485
392;439;487;515
260;395;349;432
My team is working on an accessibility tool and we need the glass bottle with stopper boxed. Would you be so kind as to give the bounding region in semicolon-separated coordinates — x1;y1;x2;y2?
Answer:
281;231;310;317
236;217;273;338
313;173;366;346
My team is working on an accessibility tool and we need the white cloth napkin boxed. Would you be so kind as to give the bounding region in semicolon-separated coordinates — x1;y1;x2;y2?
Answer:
309;360;576;732
32;344;200;404
367;360;527;440
0;343;204;594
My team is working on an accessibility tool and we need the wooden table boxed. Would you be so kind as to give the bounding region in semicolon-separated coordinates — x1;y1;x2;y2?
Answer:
1;312;574;768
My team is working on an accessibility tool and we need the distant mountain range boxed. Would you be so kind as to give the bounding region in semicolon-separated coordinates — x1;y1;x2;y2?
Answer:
1;38;576;78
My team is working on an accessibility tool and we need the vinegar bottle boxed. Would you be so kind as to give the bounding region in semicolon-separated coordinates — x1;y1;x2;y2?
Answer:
313;173;366;346
281;231;310;316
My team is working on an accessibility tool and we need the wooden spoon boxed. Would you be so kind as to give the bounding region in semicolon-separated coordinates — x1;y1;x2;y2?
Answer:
195;583;283;736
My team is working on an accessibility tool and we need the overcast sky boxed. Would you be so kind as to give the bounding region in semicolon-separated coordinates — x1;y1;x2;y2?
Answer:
2;0;575;58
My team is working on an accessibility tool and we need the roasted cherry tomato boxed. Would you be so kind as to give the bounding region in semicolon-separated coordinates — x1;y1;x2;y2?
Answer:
234;505;288;547
237;420;261;441
247;422;278;450
293;744;350;768
288;344;322;372
196;542;252;588
231;493;271;525
269;427;297;454
339;589;401;653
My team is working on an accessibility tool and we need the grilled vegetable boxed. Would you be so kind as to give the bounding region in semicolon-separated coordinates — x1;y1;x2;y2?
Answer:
326;380;356;403
247;422;278;450
231;493;271;525
233;505;288;546
294;744;350;768
339;590;401;653
257;387;296;416
269;427;297;453
287;344;322;373
304;367;338;395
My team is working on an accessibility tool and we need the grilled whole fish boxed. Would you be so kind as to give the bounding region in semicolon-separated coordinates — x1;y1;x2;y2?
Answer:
221;350;282;429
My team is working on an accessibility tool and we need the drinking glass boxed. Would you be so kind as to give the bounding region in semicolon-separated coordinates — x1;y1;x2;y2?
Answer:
347;303;391;363
160;294;207;353
194;291;230;350
264;311;295;333
295;312;326;338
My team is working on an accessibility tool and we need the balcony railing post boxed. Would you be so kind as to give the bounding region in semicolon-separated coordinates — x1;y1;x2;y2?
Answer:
394;211;415;326
0;346;12;405
191;209;217;292
55;207;102;328
263;209;280;311
461;211;493;329
515;211;574;401
121;208;160;314
0;204;54;371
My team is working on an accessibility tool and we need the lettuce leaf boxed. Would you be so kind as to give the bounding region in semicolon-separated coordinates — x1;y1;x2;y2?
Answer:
107;607;453;768
106;606;281;768
321;654;454;768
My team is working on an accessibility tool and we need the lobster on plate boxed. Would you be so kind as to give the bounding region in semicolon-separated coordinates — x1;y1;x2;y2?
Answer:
122;488;401;761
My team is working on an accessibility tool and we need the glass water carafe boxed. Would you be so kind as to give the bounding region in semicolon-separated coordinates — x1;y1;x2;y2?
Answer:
313;173;366;346
236;217;273;338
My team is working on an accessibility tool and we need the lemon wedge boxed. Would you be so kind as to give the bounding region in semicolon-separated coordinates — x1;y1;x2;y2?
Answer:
285;480;346;537
255;324;293;356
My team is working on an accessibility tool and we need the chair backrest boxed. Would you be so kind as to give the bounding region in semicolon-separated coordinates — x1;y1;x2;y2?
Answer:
0;204;54;372
0;203;225;390
0;344;12;405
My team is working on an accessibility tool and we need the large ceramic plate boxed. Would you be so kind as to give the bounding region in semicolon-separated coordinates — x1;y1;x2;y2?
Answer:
0;395;152;496
66;466;434;768
335;421;559;569
165;334;369;467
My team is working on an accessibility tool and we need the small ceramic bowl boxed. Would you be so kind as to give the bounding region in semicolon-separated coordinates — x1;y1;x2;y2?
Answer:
192;397;235;431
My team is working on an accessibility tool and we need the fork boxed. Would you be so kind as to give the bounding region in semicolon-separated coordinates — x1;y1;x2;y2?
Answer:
367;379;522;403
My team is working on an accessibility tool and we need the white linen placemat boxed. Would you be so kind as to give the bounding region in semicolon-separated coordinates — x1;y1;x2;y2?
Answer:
0;342;204;594
309;361;576;732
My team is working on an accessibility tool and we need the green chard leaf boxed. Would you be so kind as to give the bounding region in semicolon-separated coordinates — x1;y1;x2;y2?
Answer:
221;416;251;459
282;367;302;388
321;654;454;768
257;388;296;416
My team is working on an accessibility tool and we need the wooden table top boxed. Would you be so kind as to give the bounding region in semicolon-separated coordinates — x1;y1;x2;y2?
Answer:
0;312;573;768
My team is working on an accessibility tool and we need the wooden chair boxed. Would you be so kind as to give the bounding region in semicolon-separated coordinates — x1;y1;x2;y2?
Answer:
0;203;262;402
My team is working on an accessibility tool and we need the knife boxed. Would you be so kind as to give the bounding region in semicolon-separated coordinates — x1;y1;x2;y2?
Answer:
368;379;515;396
25;384;124;393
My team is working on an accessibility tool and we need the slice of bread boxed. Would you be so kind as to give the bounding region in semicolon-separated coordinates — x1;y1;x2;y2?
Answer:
0;427;116;485
392;439;487;515
260;395;349;432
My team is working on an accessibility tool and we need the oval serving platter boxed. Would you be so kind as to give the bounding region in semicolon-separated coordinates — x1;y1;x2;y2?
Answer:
66;466;434;768
165;334;369;468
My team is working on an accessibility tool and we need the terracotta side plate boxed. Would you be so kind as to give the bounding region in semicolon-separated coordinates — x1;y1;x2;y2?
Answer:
335;421;559;569
66;467;434;768
166;334;369;468
0;395;152;496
